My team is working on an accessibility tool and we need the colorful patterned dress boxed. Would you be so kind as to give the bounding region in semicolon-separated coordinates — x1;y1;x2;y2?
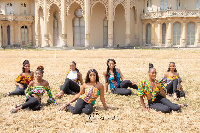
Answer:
15;75;34;86
108;71;121;90
25;86;57;104
138;79;167;102
80;86;100;105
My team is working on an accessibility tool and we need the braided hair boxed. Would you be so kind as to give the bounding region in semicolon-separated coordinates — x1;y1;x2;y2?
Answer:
106;59;118;83
167;62;177;72
22;60;31;73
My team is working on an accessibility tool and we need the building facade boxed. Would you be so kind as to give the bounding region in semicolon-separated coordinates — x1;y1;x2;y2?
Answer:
0;0;199;48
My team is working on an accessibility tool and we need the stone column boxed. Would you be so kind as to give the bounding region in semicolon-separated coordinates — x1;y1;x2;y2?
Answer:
181;18;186;47
18;22;22;45
151;20;155;46
2;24;6;46
196;19;200;47
10;22;14;45
125;0;130;46
61;0;67;47
35;0;39;47
157;19;162;46
44;0;49;47
166;18;172;47
142;21;146;46
28;23;33;46
85;0;90;47
108;0;114;47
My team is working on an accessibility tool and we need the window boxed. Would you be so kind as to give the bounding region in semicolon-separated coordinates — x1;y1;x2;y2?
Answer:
187;22;195;45
146;23;152;44
7;3;13;15
162;23;166;44
103;18;108;47
21;3;27;15
173;22;181;45
147;0;152;12
21;26;28;45
176;0;181;10
161;0;168;11
196;0;200;9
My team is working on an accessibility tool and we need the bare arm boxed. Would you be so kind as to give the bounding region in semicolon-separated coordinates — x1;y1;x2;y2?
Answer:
15;73;23;88
79;73;84;85
160;86;166;98
61;84;85;109
99;83;107;110
117;68;126;81
103;71;109;92
140;96;148;111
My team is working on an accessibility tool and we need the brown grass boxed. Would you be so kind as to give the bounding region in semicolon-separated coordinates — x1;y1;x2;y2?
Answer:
0;49;199;133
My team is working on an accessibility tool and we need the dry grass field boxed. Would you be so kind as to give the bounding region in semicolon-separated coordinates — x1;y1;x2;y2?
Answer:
0;48;199;133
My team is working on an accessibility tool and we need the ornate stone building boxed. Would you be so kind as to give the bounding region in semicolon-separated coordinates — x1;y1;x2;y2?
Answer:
0;0;199;48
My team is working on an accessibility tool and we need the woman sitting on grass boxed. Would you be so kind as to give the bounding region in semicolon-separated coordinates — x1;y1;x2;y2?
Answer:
59;69;107;115
11;66;57;113
162;62;185;100
4;60;34;96
103;59;138;95
56;61;83;98
138;63;187;113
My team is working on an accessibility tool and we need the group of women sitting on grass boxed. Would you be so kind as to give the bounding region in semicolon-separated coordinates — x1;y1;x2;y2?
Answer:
4;59;187;114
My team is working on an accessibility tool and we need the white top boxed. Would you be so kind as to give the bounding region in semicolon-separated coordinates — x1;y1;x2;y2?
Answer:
67;70;78;81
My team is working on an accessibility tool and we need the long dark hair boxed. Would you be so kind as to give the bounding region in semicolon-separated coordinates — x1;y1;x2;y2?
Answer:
106;59;118;83
85;69;99;83
148;63;156;73
167;62;177;72
22;60;31;73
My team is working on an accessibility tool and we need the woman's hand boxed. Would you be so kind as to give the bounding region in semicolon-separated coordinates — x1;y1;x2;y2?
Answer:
18;84;24;89
143;107;149;112
32;94;40;101
59;104;69;111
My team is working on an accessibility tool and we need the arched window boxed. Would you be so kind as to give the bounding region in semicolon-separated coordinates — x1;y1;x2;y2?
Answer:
73;9;85;47
7;3;13;15
103;17;108;47
7;25;10;45
162;23;166;44
187;22;195;45
53;12;59;46
147;0;152;12
21;3;27;15
176;0;181;10
146;23;152;44
196;0;200;9
21;26;28;45
161;0;168;11
173;22;181;45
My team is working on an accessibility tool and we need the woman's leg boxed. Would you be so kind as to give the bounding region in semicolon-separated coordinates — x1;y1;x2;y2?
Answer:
9;86;25;96
21;97;40;109
160;97;181;111
166;82;173;94
68;80;80;94
112;88;132;95
82;104;94;115
30;102;41;111
67;98;86;114
148;100;171;113
120;80;138;90
176;91;185;98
